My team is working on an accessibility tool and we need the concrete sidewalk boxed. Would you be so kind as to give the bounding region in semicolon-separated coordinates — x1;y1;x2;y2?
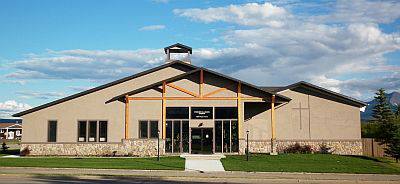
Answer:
180;154;225;172
0;167;399;183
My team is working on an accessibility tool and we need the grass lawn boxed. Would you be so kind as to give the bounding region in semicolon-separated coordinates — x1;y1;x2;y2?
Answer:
0;157;185;170
222;154;400;174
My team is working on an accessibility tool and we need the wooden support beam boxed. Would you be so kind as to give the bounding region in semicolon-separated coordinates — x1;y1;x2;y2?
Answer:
166;83;199;97
162;81;166;139
124;95;129;139
203;87;227;97
237;82;242;139
128;97;263;100
200;69;204;97
271;95;276;140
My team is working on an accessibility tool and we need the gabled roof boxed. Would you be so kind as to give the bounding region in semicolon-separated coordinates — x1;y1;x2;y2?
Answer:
0;123;22;129
13;61;197;117
261;81;366;107
164;43;192;54
108;66;291;103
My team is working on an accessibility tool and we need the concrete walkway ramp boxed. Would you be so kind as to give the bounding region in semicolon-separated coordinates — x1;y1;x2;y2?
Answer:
180;154;226;172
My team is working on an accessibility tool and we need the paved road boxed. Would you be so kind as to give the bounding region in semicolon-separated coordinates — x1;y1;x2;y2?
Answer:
0;167;399;184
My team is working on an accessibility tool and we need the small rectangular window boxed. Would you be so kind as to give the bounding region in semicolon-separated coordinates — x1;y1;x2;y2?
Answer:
139;121;148;138
150;121;159;138
78;121;87;142
88;121;97;142
48;121;57;142
99;121;107;142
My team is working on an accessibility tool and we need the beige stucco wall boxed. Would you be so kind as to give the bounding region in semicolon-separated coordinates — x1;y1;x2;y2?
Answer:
275;89;361;140
21;64;361;146
21;66;190;143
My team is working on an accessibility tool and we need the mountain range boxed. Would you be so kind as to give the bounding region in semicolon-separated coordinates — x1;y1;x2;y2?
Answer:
361;91;400;121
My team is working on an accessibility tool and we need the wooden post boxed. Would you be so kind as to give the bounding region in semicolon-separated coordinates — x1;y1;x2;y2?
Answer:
237;82;242;139
162;81;166;139
270;95;277;155
199;69;204;97
124;95;129;139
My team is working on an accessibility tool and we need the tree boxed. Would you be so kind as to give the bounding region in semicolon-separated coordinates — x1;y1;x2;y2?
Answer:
395;105;400;119
384;120;400;163
372;88;400;162
372;88;395;144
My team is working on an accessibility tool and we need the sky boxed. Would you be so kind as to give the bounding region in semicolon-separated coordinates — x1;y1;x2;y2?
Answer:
0;0;399;118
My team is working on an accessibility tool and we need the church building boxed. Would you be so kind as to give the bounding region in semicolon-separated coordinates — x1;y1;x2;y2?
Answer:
14;43;366;156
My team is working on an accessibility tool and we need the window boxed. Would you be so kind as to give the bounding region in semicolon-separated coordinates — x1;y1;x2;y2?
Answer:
139;120;159;139
88;121;97;142
78;121;87;142
77;120;107;142
139;121;148;138
215;107;238;119
99;121;107;142
166;107;189;119
48;120;57;142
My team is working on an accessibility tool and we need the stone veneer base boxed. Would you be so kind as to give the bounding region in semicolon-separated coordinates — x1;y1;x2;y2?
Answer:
22;139;362;156
239;139;362;155
21;139;165;157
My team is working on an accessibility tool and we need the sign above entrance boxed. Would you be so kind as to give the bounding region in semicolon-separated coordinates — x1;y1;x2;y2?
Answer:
191;107;213;119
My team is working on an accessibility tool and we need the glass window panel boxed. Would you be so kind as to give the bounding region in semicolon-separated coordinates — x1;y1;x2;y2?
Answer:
166;107;189;119
165;121;172;153
78;121;87;142
88;121;97;142
223;120;231;152
99;121;107;142
48;121;57;142
215;121;222;152
173;120;181;153
182;121;189;153
215;107;238;119
139;121;148;138
231;120;239;152
150;121;158;138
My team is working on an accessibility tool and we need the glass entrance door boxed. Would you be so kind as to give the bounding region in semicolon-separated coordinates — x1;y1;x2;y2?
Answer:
165;120;189;153
191;128;213;154
215;120;239;153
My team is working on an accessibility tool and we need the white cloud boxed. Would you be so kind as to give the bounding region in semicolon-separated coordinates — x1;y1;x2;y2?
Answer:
173;2;290;27
16;91;65;100
314;0;400;24
139;25;166;31
6;49;165;80
0;100;31;118
68;86;94;92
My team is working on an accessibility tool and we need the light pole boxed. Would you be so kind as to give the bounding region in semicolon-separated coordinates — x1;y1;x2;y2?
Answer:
157;129;160;161
246;130;249;161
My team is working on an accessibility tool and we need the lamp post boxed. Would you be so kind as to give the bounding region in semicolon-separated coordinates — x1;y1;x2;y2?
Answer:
157;129;160;161
246;130;249;161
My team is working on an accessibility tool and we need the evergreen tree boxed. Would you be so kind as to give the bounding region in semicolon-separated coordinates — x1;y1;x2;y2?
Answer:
384;122;400;163
395;105;400;119
372;88;400;162
372;88;394;124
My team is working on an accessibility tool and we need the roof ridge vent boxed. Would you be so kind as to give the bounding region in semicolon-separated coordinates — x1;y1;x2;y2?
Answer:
164;43;192;64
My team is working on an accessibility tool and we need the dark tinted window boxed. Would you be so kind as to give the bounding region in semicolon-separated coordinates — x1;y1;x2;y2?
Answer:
150;121;159;138
99;121;107;142
88;121;97;142
166;107;189;119
78;121;87;142
215;107;238;119
48;121;57;142
139;121;148;138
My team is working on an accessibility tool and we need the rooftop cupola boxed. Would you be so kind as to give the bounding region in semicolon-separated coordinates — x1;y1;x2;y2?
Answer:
164;43;192;64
